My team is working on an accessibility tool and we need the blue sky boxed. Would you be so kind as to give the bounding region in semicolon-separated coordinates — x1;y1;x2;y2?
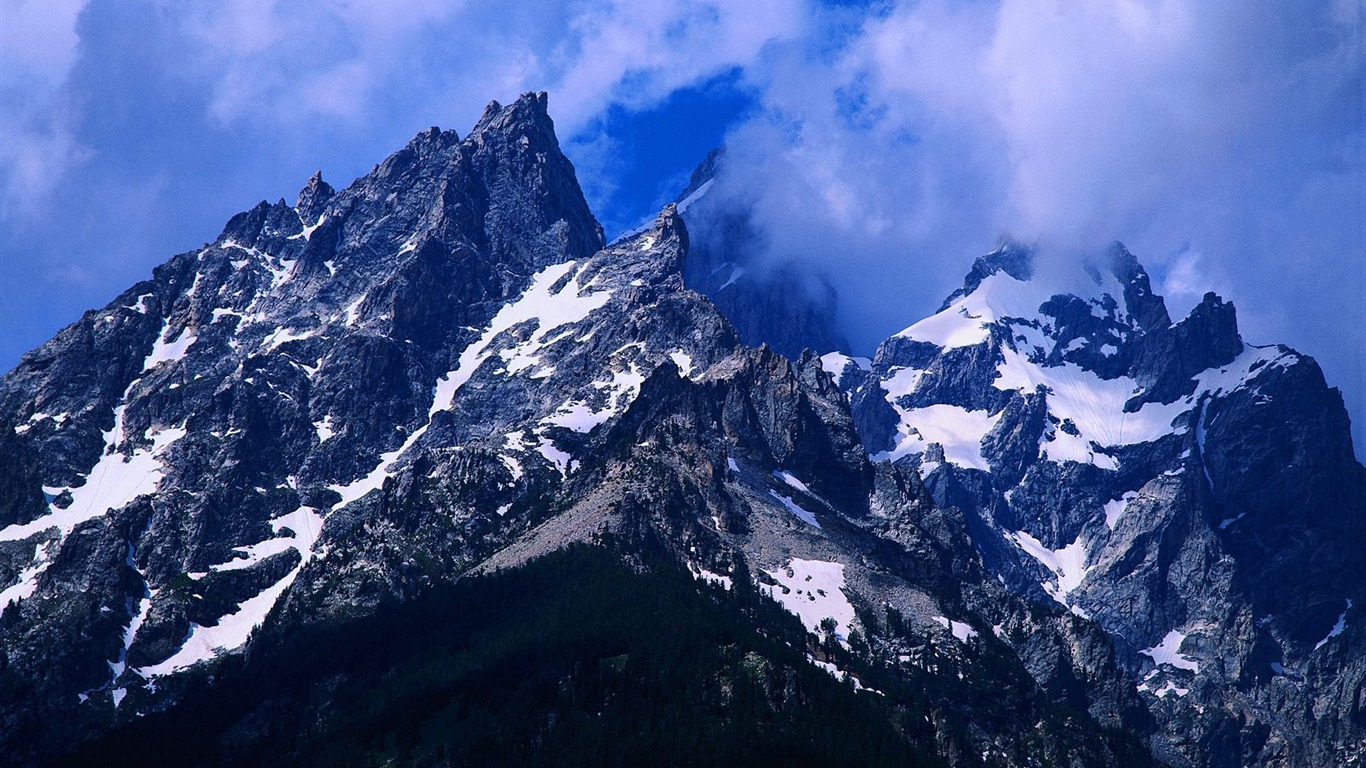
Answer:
2;0;1363;448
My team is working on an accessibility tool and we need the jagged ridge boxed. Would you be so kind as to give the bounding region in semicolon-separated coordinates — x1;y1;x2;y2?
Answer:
0;92;1362;768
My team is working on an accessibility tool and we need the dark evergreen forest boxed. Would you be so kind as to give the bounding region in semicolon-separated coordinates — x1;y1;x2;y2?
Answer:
55;545;948;767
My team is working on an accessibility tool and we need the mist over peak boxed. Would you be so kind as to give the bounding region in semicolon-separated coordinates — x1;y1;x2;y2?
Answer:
2;0;1361;448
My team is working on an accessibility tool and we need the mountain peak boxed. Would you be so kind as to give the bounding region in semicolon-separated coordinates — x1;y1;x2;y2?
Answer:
942;239;1035;311
929;238;1173;336
470;91;554;140
654;203;688;251
1102;241;1171;333
296;170;334;225
673;146;724;204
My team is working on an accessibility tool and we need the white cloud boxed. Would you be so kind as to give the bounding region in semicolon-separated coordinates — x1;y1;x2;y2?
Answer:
986;0;1198;234
548;0;806;130
690;0;1363;447
0;0;90;218
1;0;88;85
185;0;466;125
176;0;803;135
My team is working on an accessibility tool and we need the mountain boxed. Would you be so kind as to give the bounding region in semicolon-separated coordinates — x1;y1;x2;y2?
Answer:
0;93;1361;767
834;241;1366;767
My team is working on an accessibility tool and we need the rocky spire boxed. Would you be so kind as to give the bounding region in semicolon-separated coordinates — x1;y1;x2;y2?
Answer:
295;171;334;226
461;92;605;269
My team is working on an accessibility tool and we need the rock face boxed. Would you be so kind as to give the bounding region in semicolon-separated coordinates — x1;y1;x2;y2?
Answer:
837;241;1366;768
0;91;606;760
0;93;1361;768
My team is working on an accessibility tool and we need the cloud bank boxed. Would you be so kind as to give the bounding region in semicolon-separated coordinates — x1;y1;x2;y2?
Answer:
0;0;1361;449
697;0;1363;448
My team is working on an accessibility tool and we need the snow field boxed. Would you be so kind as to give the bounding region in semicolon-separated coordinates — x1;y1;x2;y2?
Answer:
1140;630;1200;673
760;559;855;643
1006;530;1090;614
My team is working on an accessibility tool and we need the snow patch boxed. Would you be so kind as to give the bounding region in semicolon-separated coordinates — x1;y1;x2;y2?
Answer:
107;545;154;695
147;504;326;675
432;260;612;412
689;563;733;590
769;490;821;528
534;433;571;477
1140;630;1200;673
293;213;326;241
126;294;152;314
933;616;978;642
329;434;412;507
0;542;52;607
668;351;695;378
342;295;365;326
773;470;812;495
541;357;650;435
208;504;323;574
819;352;854;386
1314;599;1352;651
874;357;1001;468
501;433;527;480
877;403;1000;470
1103;491;1138;530
1007;530;1090;611
994;349;1147;469
2;418;186;543
760;559;855;643
897;303;993;349
138;565;300;677
808;656;879;693
143;325;197;371
265;258;297;290
543;401;610;433
220;240;265;259
314;416;335;443
675;178;713;214
261;325;318;352
881;365;925;400
1138;675;1190;699
819;353;869;387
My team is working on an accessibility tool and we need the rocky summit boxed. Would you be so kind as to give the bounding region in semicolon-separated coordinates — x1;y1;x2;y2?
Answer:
0;93;1361;768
